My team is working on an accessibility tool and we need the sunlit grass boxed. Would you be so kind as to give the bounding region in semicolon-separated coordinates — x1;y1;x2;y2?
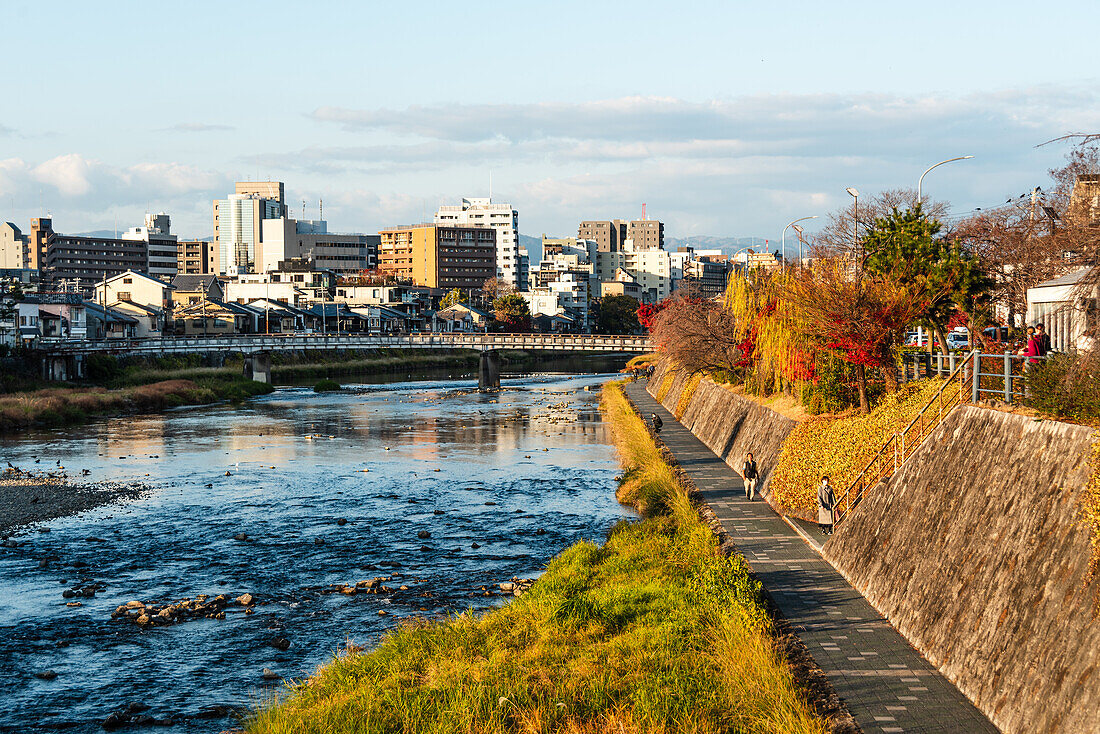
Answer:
245;382;824;734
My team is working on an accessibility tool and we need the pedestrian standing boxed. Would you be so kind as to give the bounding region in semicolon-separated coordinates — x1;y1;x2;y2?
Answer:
1024;328;1042;368
1035;323;1051;356
817;475;835;535
742;452;759;501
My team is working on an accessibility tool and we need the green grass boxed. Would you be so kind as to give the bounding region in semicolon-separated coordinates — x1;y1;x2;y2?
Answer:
245;382;824;734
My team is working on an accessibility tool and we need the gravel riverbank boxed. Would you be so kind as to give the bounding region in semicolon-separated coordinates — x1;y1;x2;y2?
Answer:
0;472;147;537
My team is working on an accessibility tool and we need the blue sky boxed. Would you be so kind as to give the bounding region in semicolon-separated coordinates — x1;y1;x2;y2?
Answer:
2;0;1098;248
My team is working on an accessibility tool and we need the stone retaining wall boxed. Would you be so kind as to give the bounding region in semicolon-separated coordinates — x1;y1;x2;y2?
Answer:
826;406;1100;734
646;360;797;497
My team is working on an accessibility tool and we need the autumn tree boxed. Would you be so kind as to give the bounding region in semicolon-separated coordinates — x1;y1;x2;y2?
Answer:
650;293;742;374
440;288;467;309
481;277;514;304
783;264;927;412
492;293;530;332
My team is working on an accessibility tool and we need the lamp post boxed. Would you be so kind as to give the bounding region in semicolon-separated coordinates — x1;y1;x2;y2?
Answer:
846;187;859;257
917;156;973;204
782;216;818;273
792;224;805;271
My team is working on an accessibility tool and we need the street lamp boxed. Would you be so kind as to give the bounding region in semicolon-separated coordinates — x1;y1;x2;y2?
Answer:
917;156;973;203
792;224;805;270
846;188;859;254
783;220;818;277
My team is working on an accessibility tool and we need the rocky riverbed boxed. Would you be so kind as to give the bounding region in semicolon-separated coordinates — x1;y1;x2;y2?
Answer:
0;469;147;537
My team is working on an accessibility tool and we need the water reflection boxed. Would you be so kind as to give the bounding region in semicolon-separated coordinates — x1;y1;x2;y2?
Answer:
0;369;631;733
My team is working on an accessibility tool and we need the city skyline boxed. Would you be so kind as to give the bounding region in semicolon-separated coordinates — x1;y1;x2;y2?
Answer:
2;1;1099;245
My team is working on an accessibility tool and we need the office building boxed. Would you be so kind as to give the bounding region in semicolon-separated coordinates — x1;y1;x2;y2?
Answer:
434;198;517;288
378;224;496;290
259;218;377;274
122;213;178;280
212;181;287;275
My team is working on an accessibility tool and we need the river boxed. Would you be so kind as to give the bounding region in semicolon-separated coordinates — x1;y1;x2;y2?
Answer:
0;362;633;732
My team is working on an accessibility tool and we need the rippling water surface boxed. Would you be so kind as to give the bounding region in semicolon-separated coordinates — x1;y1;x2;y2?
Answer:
0;367;632;732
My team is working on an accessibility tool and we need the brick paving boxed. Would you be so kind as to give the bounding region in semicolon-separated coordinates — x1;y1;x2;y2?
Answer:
624;383;998;733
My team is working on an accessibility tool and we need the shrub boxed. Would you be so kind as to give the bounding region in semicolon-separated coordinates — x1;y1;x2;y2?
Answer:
770;378;946;515
314;379;341;393
1025;353;1100;422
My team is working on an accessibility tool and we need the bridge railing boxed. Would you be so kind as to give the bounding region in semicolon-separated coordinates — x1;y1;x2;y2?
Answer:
33;332;653;355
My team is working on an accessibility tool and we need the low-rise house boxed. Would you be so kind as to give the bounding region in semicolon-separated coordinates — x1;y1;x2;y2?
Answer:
532;312;577;333
171;274;224;306
37;295;87;339
308;303;371;333
246;299;304;333
93;270;174;312
16;301;40;343
432;303;492;332
172;299;249;336
110;301;166;337
84;301;139;339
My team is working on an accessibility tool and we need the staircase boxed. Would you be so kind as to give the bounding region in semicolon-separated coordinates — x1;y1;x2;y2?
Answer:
834;349;978;525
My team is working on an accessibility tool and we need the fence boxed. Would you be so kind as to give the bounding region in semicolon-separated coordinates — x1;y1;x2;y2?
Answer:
899;349;1045;405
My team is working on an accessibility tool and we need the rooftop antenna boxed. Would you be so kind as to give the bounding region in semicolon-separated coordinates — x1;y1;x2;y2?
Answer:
641;203;647;221
302;198;307;221
319;198;323;222
489;171;493;201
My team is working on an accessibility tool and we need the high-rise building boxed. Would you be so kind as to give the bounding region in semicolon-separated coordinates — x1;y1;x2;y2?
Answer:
38;221;149;293
579;219;664;252
122;212;177;280
377;224;496;290
435;198;518;288
578;220;627;253
212;181;287;275
626;219;664;250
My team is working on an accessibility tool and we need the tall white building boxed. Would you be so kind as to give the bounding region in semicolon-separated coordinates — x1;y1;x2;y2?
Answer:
122;212;178;280
435;197;520;289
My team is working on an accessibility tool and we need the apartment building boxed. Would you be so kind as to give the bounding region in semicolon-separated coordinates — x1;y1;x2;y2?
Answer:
434;198;517;287
177;240;212;275
597;240;672;303
31;217;149;293
0;222;31;269
122;213;177;279
578;219;664;253
378;224;496;290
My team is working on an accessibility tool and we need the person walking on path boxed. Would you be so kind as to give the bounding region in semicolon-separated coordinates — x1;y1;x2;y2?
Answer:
650;413;663;435
817;475;836;535
1024;327;1043;368
741;453;759;501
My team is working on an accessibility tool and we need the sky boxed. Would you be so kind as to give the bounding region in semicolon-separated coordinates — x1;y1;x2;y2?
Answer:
2;0;1099;252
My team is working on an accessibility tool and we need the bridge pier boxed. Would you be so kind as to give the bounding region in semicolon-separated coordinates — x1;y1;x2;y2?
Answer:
243;352;273;384
478;350;500;390
40;354;85;382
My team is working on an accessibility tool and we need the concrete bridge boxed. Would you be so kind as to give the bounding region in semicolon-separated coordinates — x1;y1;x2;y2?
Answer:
34;333;652;389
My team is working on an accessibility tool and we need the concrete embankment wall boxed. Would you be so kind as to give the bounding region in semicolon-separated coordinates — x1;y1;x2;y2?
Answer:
647;360;796;496
826;406;1100;734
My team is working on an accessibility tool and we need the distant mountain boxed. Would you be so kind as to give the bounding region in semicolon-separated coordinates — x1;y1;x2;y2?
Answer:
519;233;543;262
666;236;779;253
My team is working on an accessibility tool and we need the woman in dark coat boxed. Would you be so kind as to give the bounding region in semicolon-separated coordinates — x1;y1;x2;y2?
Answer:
817;475;835;535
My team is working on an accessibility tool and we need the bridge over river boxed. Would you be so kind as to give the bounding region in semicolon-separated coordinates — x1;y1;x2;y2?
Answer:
33;333;652;389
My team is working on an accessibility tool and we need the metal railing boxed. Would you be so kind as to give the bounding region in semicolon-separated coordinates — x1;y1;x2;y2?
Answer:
32;332;653;356
835;350;977;525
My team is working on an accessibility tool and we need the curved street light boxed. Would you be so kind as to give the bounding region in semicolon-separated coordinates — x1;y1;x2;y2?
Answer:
917;156;974;203
782;216;819;273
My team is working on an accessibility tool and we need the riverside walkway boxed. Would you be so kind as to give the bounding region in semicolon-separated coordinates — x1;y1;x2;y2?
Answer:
623;383;997;734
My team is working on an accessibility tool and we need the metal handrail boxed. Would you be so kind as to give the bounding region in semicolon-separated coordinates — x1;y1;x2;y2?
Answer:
834;349;977;525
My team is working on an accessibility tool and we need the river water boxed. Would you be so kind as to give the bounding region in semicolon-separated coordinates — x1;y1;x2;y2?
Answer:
0;364;632;732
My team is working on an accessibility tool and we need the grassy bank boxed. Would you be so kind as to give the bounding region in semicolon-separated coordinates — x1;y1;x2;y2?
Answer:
245;382;823;734
0;378;273;432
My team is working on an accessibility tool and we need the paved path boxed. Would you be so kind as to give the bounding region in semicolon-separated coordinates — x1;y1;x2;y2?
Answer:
624;383;998;734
